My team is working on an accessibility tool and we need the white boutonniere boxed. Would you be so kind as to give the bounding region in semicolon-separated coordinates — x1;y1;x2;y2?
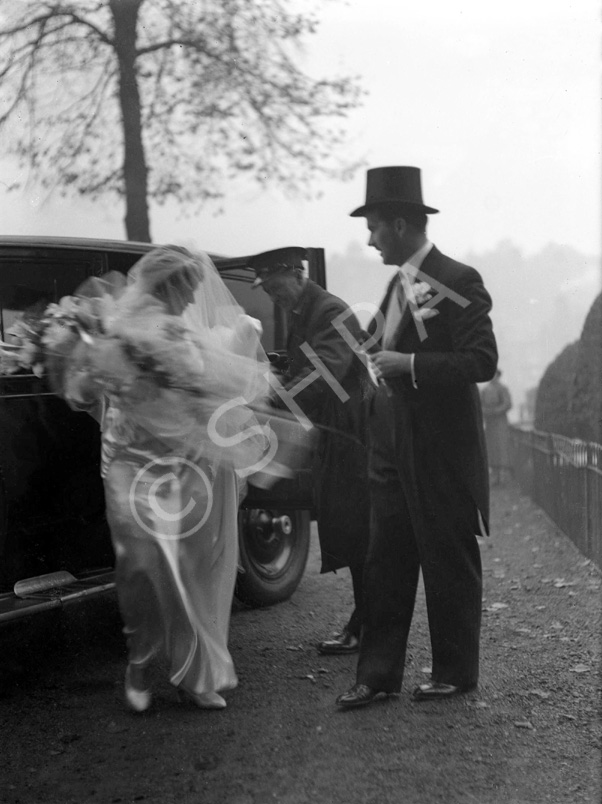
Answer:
413;307;439;322
408;281;440;322
411;281;433;305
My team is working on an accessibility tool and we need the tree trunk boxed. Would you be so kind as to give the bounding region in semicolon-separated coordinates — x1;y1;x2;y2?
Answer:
109;0;151;242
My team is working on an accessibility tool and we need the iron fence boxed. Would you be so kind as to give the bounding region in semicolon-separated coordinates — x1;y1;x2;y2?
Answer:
510;425;602;569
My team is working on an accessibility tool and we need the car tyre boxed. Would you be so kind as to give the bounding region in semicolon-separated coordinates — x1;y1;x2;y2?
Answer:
235;509;310;607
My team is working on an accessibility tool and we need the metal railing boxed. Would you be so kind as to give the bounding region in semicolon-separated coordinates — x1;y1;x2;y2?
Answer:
510;425;602;569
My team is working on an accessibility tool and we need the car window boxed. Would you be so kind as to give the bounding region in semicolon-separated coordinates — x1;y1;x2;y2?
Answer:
220;269;286;351
0;258;92;342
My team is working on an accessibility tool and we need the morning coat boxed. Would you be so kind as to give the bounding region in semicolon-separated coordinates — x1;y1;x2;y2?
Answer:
366;246;498;532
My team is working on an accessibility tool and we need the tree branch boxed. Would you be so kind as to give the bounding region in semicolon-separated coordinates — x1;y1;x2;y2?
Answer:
0;7;113;47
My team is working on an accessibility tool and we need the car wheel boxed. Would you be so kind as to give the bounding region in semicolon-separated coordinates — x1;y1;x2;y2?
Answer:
235;509;310;607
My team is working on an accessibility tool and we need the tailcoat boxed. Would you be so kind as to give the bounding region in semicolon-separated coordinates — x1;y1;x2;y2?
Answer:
357;246;498;692
279;279;373;573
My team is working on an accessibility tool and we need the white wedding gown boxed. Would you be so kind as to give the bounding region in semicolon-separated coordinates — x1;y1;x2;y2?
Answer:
102;424;243;695
65;315;267;697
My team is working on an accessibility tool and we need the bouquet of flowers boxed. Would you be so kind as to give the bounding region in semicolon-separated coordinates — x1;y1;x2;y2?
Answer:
85;312;210;401
0;294;104;379
0;287;259;414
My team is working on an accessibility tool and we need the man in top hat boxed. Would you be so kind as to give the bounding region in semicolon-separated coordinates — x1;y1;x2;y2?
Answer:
250;246;373;655
335;166;498;709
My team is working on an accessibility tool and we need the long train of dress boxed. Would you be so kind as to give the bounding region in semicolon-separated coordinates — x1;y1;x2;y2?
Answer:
103;446;242;695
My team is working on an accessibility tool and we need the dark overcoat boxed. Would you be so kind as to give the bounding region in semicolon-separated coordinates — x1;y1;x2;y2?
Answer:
280;279;373;573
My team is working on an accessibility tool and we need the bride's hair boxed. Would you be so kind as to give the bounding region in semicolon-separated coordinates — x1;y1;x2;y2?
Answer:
131;245;204;298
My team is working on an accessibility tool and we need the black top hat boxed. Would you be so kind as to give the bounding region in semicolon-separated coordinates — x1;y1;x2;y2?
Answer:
350;166;439;217
249;246;307;288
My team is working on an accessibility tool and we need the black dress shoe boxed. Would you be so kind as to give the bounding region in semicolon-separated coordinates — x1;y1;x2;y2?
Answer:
317;630;360;655
335;684;388;709
412;681;475;701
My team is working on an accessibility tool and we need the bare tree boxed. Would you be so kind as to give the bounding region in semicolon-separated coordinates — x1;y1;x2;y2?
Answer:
0;0;363;241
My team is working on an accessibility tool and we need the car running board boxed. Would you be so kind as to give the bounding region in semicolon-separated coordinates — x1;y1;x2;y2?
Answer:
0;569;115;623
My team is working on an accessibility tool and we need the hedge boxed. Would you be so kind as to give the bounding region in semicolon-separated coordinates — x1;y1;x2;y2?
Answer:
534;292;602;443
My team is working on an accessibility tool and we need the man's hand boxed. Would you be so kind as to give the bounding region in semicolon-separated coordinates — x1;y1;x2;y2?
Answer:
370;351;412;379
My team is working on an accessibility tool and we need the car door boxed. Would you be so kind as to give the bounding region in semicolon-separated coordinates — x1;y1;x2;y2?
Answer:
0;246;111;597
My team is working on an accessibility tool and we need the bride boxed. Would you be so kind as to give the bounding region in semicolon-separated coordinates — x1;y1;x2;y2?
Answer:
59;245;273;712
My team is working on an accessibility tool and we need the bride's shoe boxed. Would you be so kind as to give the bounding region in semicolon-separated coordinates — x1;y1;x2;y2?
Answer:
124;664;152;713
177;688;227;710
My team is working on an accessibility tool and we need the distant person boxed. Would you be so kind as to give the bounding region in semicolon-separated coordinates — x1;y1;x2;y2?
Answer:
335;166;498;709
480;369;513;485
250;247;373;656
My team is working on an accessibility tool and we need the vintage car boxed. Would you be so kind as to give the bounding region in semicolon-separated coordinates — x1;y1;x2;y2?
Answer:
0;236;323;624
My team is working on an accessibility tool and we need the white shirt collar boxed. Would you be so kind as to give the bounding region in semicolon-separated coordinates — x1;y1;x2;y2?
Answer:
399;240;433;282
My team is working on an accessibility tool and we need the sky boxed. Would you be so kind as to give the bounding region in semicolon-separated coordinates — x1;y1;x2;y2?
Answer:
0;0;599;269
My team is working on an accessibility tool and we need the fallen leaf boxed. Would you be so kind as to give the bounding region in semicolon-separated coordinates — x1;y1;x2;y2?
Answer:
513;721;534;729
194;755;220;771
105;722;129;734
486;602;509;611
529;689;551;699
421;666;432;674
286;645;303;651
59;733;81;744
569;664;590;673
472;701;489;709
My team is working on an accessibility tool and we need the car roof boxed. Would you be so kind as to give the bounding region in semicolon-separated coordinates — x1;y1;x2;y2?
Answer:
0;235;198;256
0;235;253;271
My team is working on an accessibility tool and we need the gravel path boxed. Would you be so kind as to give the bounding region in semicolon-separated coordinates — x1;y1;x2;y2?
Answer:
1;483;600;803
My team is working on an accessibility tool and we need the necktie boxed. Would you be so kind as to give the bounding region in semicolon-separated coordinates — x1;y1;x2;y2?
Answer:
382;273;408;349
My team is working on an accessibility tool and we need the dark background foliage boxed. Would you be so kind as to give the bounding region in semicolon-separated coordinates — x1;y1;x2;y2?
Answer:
534;292;602;443
533;341;580;437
